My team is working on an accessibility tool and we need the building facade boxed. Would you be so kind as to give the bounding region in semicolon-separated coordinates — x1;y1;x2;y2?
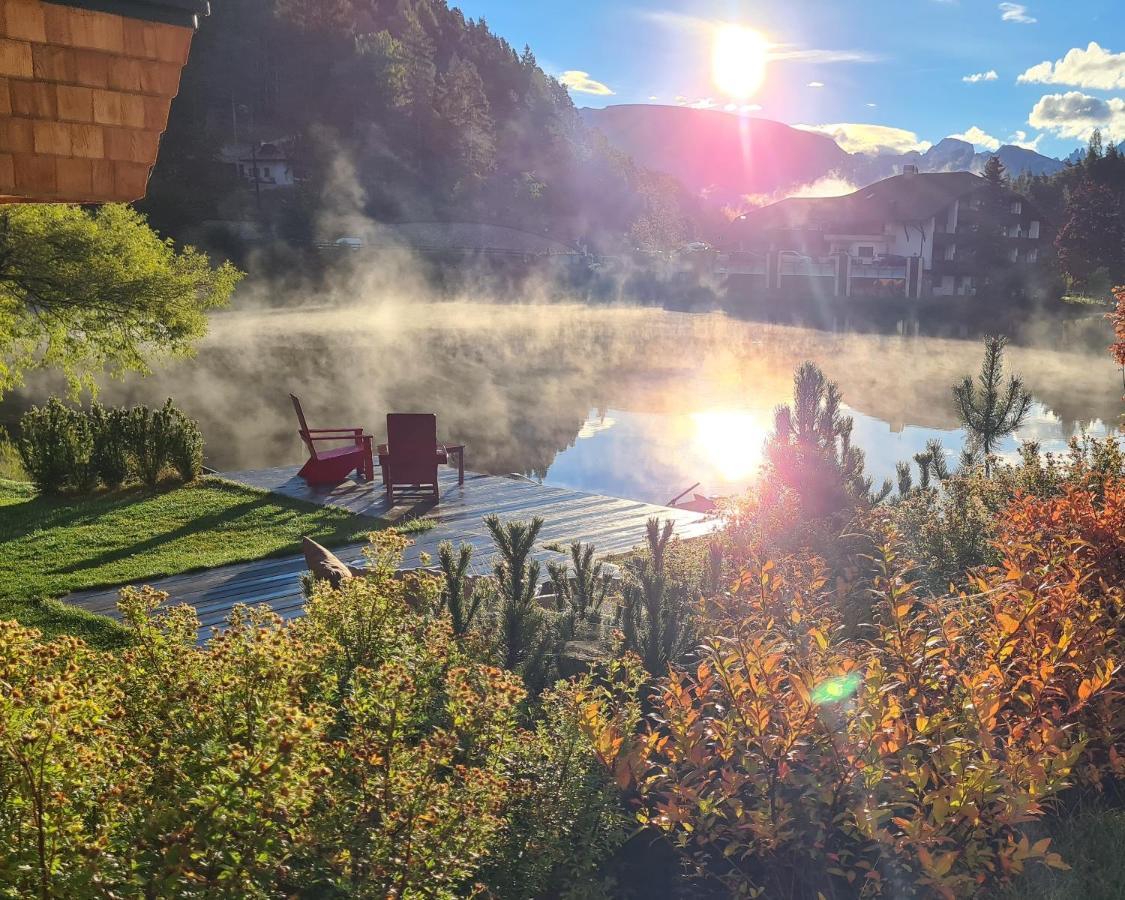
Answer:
722;168;1051;300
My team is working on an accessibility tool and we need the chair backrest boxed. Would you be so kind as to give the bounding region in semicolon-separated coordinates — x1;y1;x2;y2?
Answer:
385;413;438;483
290;394;316;457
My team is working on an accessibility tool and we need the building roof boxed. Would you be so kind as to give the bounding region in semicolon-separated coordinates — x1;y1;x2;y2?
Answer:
736;171;987;233
45;0;210;29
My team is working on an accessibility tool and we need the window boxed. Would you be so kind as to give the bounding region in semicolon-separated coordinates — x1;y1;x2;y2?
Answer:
944;243;956;261
1010;201;1022;214
1009;224;1023;238
1010;247;1019;262
263;167;271;178
1029;220;1040;239
1027;248;1038;263
857;246;875;258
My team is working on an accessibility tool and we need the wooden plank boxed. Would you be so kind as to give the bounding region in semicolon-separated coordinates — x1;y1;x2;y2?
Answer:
62;464;716;637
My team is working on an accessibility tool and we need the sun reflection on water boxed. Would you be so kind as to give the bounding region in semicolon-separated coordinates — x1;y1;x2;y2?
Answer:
690;410;770;483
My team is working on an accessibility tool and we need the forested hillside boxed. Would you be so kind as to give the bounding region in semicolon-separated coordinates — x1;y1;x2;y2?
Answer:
140;0;713;255
1015;130;1125;295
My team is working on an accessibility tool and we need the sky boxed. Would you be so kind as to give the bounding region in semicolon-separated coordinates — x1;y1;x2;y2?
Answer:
452;0;1125;158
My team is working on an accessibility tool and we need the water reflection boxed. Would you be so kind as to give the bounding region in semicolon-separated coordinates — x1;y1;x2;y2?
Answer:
2;303;1119;504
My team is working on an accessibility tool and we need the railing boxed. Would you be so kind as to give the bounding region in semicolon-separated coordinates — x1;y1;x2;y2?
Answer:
850;263;906;279
780;260;835;277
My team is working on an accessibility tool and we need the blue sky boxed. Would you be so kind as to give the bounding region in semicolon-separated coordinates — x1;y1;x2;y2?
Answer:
452;0;1125;158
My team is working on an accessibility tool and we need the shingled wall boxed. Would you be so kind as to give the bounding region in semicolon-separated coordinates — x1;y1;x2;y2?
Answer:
0;0;192;202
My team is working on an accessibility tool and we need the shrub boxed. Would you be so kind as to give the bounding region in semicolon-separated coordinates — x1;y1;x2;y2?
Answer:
581;482;1125;897
163;400;204;482
481;671;640;899
484;515;559;695
619;518;697;677
0;532;529;899
16;398;95;493
89;402;130;488
15;398;205;493
125;403;174;487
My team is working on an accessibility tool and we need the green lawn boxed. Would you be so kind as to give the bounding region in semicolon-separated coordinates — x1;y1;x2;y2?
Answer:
0;477;387;648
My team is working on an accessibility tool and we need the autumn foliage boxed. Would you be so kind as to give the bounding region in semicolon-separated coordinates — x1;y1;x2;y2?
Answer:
582;480;1125;897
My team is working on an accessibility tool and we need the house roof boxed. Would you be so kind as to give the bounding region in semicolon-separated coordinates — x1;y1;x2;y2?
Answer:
44;0;209;29
736;171;987;233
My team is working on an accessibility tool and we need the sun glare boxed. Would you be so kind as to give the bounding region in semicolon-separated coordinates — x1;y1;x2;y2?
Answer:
691;410;768;483
712;24;768;100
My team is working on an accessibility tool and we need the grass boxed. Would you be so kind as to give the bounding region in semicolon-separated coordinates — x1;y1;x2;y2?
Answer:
0;476;391;648
994;802;1125;899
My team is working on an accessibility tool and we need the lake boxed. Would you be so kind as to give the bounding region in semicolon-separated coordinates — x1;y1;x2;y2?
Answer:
4;302;1121;505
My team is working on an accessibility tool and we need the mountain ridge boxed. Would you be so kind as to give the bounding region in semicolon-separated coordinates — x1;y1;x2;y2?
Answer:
580;105;1070;206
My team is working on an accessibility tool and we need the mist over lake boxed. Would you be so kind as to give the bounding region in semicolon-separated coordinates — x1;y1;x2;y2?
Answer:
5;302;1118;504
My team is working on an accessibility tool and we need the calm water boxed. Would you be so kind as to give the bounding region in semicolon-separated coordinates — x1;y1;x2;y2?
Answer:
5;303;1121;505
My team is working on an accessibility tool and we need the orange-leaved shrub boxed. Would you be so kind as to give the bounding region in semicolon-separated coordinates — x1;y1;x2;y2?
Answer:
581;480;1125;898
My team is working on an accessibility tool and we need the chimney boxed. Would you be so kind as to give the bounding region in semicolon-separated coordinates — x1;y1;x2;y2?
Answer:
902;164;919;176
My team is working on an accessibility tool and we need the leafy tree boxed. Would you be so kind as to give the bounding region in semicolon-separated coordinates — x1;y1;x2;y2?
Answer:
953;336;1033;475
0;205;241;397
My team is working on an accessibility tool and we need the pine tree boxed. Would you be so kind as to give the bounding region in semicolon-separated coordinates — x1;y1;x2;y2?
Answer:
763;362;890;517
620;519;694;677
437;541;482;637
484;515;553;685
952;336;1033;476
982;154;1008;188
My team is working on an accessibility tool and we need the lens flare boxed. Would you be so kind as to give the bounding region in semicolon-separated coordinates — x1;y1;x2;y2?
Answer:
811;673;862;705
712;24;769;100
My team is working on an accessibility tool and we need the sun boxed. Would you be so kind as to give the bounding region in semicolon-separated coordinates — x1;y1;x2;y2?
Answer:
712;24;768;100
690;410;768;483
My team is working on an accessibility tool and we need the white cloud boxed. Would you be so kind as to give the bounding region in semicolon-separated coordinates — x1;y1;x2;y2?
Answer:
1028;91;1125;141
797;123;932;155
1017;42;1125;90
949;125;1002;150
999;2;1037;23
807;81;825;88
963;70;999;83
789;173;861;198
558;70;615;96
1009;129;1044;151
866;102;878;107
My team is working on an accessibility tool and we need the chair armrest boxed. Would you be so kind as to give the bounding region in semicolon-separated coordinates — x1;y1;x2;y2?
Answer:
305;428;364;434
305;434;364;443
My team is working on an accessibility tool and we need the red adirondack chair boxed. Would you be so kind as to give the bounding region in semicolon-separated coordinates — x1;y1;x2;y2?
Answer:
290;394;374;485
378;413;448;502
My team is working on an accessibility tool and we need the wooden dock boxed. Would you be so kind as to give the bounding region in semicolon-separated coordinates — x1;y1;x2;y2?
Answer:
64;466;717;634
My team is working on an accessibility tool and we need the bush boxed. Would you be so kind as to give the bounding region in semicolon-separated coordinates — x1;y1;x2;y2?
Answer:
581;481;1125;897
163;400;204;482
0;533;529;899
124;402;176;487
16;398;205;493
89;402;130;488
16;398;95;493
